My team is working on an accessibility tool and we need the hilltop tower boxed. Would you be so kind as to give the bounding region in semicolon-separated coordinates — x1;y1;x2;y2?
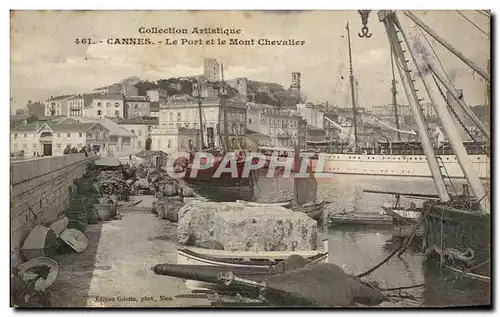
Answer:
204;58;220;82
290;72;301;92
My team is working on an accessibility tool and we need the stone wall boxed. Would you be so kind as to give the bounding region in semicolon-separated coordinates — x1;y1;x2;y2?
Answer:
10;154;96;267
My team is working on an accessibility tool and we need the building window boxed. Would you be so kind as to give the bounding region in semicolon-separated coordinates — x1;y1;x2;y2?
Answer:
106;102;111;107
167;139;171;148
23;133;27;138
193;123;197;129
177;112;181;121
169;112;173;121
67;133;71;137
97;110;102;115
97;102;102;108
138;130;142;136
115;110;119;117
79;133;82;137
56;143;61;148
248;118;252;124
115;103;119;107
96;132;100;138
131;129;135;134
14;134;17;139
169;123;174;128
135;104;138;109
57;133;61;137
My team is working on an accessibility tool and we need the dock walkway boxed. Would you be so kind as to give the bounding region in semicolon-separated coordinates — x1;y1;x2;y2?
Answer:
51;197;210;307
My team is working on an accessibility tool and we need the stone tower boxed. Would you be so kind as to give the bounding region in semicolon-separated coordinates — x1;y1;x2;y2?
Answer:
290;72;301;92
204;58;220;82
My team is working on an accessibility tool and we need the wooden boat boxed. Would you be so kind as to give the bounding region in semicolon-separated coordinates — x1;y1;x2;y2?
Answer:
381;204;421;225
177;239;328;290
177;240;329;268
294;201;325;221
235;199;293;209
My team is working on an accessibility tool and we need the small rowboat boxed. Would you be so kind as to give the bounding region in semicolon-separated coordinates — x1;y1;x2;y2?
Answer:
294;201;325;221
177;247;328;268
235;199;293;209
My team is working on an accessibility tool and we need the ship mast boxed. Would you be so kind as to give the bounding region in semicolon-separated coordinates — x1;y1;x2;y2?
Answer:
346;22;359;153
378;10;451;203
196;84;205;149
390;44;401;141
398;11;488;213
220;63;230;152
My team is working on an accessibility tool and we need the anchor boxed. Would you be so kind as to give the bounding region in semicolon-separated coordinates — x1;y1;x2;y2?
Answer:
358;10;372;38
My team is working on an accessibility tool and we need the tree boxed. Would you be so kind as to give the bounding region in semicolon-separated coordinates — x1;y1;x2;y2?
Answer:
145;138;152;150
71;147;79;154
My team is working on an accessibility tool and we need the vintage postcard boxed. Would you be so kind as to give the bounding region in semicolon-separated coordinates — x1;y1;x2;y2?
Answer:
10;10;491;308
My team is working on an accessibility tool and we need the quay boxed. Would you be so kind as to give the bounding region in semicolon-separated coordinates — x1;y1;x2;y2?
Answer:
51;196;210;307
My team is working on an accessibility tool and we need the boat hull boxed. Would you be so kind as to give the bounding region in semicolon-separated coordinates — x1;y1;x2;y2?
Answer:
294;202;325;221
312;154;489;179
177;248;328;267
176;248;328;291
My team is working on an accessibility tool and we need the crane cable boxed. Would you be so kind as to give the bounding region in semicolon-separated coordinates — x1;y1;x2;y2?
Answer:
456;11;489;37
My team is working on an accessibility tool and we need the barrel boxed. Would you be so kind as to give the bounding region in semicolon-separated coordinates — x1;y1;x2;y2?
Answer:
65;199;88;233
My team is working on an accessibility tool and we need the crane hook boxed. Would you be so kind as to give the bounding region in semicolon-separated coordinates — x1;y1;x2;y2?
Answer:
358;10;373;38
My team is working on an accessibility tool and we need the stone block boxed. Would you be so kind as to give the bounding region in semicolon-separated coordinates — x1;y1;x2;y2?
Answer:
177;201;318;251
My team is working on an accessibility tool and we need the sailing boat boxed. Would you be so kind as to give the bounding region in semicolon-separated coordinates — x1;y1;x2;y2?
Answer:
292;143;325;221
183;63;258;188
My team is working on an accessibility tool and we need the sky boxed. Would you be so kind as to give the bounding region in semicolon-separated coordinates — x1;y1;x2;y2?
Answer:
10;10;490;110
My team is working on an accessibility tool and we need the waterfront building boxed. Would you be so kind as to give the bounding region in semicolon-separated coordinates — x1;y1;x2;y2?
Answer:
157;94;247;149
246;102;305;148
10;119;109;157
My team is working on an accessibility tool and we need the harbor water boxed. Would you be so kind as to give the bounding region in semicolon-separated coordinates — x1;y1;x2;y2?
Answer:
195;173;491;307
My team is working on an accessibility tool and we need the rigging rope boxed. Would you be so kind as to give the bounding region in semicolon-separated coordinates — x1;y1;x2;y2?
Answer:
430;72;487;155
417;26;488;153
456;11;489;37
476;10;490;18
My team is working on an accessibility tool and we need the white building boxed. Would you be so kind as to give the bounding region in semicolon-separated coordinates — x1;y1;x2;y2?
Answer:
158;94;247;149
146;89;169;102
151;127;200;155
247;103;304;148
10;118;109;157
296;103;324;129
68;94;94;117
76;117;136;156
116;117;159;150
83;94;125;119
44;95;75;116
125;96;151;118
